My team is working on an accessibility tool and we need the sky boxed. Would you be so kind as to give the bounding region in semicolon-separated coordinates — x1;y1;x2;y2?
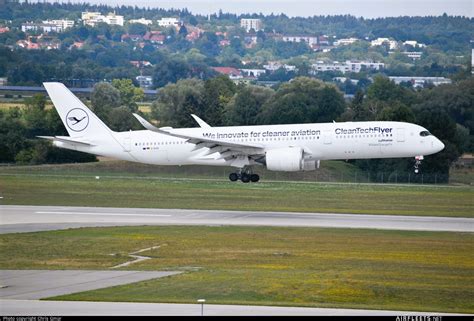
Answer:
38;0;473;18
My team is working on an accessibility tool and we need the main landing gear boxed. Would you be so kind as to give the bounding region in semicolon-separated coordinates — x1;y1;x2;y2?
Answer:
229;167;260;183
414;155;424;174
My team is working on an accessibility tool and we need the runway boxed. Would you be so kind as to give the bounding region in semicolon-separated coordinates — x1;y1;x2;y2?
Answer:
1;205;473;233
1;205;473;316
1;299;465;316
0;270;181;300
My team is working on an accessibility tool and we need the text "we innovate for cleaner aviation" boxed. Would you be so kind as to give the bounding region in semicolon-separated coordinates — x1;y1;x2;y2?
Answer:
203;129;322;139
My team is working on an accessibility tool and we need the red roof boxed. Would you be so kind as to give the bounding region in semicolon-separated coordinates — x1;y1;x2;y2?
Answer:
211;67;242;76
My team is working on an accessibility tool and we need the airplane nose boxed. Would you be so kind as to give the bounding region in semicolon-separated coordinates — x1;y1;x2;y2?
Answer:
435;138;445;152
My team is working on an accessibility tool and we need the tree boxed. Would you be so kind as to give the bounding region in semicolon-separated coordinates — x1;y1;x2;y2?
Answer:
202;75;236;126
366;75;416;106
151;78;205;127
90;82;121;123
0;108;27;162
128;23;147;36
224;85;274;126
152;56;191;88
259;77;346;124
414;106;463;177
376;101;416;123
416;78;474;152
23;94;51;137
111;78;144;112
108;106;138;131
178;25;188;37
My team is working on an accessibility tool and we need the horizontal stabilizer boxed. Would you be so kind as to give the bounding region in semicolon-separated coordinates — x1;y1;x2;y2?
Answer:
37;136;95;146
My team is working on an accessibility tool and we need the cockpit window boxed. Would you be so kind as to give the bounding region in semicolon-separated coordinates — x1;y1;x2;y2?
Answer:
420;131;431;137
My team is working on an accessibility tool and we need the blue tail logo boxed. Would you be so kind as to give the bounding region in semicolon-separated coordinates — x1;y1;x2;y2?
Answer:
66;108;89;132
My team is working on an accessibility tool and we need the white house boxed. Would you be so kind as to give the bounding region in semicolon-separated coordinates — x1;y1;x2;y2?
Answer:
403;40;426;48
311;60;384;74
389;76;451;88
371;37;398;50
21;21;73;33
333;38;359;46
240;19;262;32
240;69;266;78
158;18;181;28
280;35;318;46
129;18;153;25
82;12;124;27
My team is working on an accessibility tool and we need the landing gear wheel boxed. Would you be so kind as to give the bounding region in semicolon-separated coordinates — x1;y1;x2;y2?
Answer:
241;173;251;183
229;173;238;182
250;174;260;182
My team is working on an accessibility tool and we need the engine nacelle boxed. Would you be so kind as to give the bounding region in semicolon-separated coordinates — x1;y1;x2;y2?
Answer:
265;147;304;172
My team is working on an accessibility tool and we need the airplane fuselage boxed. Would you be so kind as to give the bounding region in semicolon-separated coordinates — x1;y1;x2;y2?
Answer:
41;82;445;182
54;121;444;168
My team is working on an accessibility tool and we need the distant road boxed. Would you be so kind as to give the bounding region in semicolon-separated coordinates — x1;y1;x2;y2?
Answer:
0;85;158;97
1;205;473;234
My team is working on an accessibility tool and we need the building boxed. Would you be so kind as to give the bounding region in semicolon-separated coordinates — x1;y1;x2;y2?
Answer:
129;18;153;25
403;40;426;48
389;76;451;88
280;35;318;46
21;20;74;33
472;49;474;74
371;37;398;50
130;61;153;68
311;60;384;74
240;19;262;32
402;51;423;60
143;31;165;44
82;12;124;27
263;61;296;72
333;37;359;46
0;27;10;33
211;67;243;80
105;13;124;26
240;69;266;78
136;75;153;89
81;12;102;21
157;18;181;28
346;61;385;73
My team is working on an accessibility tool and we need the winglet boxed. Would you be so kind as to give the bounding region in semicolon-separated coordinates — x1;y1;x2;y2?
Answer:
133;113;160;131
191;114;211;128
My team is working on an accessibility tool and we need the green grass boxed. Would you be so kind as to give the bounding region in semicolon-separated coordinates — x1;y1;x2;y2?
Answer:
0;226;472;313
0;170;472;217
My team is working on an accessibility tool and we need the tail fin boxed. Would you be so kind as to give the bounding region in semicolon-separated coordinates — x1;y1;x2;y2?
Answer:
43;82;113;138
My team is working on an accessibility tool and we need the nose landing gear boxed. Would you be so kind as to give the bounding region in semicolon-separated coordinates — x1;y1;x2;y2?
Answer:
414;155;424;174
228;167;260;183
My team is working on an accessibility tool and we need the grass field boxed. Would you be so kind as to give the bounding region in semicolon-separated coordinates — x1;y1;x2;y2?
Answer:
0;170;472;217
0;160;472;217
0;100;151;113
0;225;472;313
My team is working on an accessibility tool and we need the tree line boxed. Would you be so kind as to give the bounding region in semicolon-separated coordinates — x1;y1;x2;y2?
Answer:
1;75;472;182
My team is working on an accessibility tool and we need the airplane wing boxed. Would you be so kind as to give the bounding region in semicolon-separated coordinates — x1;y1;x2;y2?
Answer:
132;114;265;162
37;136;95;146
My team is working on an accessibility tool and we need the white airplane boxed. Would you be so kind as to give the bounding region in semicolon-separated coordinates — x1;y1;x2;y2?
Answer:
39;82;445;182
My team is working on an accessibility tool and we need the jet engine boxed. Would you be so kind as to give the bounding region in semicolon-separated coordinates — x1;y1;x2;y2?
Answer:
265;147;304;171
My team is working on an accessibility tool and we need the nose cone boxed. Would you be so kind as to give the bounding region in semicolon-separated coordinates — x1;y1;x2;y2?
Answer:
434;137;445;153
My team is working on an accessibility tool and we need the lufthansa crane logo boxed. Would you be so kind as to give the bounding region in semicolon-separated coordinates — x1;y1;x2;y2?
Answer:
65;108;89;132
